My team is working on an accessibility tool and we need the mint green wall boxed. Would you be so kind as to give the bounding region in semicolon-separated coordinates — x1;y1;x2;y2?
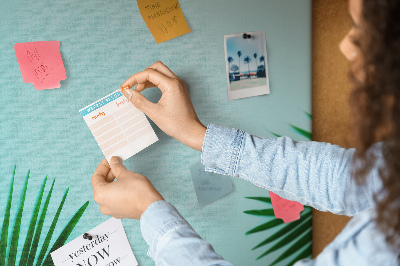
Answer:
0;0;311;265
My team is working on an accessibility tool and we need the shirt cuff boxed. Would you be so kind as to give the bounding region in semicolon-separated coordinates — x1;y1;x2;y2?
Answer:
140;200;192;260
201;124;245;176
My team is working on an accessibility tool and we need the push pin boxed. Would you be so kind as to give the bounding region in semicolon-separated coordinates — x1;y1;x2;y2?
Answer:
242;33;252;39
83;233;94;240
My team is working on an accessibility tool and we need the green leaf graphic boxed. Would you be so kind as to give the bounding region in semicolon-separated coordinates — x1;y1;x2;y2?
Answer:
27;179;55;265
256;217;312;260
286;243;312;266
19;176;47;265
244;197;272;204
289;124;312;140
42;201;89;265
36;187;69;266
243;209;274;216
246;219;284;235
252;211;311;250
8;170;30;265
268;230;312;265
0;165;16;265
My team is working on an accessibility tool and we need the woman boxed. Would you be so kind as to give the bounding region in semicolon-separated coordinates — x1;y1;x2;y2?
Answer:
91;0;400;264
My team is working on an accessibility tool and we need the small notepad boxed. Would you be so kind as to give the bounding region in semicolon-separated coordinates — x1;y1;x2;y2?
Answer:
51;218;138;266
80;90;158;162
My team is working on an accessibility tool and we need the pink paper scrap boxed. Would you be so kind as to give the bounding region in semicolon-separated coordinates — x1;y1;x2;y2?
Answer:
14;41;67;90
269;191;304;223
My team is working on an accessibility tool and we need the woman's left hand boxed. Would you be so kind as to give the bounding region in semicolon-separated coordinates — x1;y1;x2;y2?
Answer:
91;157;164;219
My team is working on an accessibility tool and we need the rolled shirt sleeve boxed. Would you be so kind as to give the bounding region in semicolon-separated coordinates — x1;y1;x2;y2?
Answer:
201;124;382;216
140;200;234;265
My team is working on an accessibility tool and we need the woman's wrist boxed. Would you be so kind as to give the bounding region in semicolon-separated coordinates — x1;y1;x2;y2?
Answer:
191;123;207;152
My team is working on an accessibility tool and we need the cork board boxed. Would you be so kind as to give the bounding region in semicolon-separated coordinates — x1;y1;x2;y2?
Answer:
312;0;353;257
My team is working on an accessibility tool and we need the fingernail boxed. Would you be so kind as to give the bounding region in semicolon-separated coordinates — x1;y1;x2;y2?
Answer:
123;89;133;100
120;85;129;92
110;156;122;165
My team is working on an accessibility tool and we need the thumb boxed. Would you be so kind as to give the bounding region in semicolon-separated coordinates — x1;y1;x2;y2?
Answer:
109;156;129;179
122;89;155;116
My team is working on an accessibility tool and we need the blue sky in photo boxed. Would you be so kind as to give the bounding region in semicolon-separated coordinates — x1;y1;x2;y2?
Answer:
226;32;266;73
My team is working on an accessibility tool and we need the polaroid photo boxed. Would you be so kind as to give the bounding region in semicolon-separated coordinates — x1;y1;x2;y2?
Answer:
224;31;270;100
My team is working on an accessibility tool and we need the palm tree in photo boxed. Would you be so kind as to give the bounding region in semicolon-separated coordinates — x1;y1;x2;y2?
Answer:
227;56;234;73
260;55;266;72
237;51;242;77
244;56;251;78
253;53;258;74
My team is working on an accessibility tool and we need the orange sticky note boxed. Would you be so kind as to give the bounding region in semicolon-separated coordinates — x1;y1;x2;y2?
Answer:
137;0;191;44
269;191;304;223
14;41;67;90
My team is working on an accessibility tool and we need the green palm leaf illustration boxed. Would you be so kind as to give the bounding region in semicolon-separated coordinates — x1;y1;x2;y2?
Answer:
244;113;313;265
252;210;311;250
8;170;30;265
0;165;16;265
42;201;89;266
263;126;282;138
27;179;56;265
243;208;274;216
20;176;47;265
0;167;89;266
289;124;312;140
246;219;284;235
256;216;312;260
269;231;312;265
286;243;312;266
244;196;271;204
36;188;69;266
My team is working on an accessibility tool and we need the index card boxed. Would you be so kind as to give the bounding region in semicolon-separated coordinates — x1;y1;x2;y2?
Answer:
137;0;191;44
14;41;67;90
190;160;233;207
79;90;158;162
269;192;304;223
51;218;138;266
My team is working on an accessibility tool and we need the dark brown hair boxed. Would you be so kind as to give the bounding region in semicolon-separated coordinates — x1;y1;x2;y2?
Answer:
350;0;400;251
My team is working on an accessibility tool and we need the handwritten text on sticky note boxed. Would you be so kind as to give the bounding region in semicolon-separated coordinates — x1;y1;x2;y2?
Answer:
14;41;67;90
269;191;304;223
51;218;138;266
190;161;233;207
137;0;191;44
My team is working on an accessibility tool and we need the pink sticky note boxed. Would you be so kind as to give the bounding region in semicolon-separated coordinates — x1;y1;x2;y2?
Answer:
14;41;67;90
269;191;304;223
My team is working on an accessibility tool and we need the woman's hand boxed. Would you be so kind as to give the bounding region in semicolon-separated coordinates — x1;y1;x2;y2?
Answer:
120;61;206;152
91;157;164;219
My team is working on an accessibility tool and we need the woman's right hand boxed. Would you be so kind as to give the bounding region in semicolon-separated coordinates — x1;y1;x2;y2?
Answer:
120;61;207;152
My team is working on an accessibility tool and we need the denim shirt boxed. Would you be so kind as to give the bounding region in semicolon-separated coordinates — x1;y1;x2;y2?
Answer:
140;124;399;265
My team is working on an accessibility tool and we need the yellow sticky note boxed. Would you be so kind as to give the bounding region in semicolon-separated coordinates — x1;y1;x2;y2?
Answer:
137;0;191;44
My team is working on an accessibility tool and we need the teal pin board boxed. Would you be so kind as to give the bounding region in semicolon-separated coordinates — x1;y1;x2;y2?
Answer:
0;0;311;265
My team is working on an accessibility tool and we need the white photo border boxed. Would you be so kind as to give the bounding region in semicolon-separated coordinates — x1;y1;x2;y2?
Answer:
224;31;270;100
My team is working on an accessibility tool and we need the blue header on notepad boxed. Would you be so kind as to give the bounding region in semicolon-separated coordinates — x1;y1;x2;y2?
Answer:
80;91;123;116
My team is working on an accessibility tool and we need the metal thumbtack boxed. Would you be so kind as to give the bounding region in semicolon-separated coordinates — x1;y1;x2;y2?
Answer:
242;33;252;39
83;233;93;240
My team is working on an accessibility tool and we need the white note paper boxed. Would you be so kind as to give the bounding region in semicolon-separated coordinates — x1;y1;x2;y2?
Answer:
79;89;158;162
51;218;138;266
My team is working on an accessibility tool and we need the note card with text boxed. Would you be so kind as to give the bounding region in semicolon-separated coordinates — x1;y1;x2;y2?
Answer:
79;90;158;162
14;41;67;90
51;218;138;266
137;0;191;44
190;160;233;207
